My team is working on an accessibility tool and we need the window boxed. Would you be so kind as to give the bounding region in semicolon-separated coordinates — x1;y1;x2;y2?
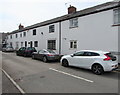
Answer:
74;52;84;56
84;52;100;56
10;35;12;39
33;29;36;35
16;34;18;38
69;18;78;28
23;32;26;37
114;8;120;25
16;42;19;50
21;42;23;47
20;33;22;37
48;40;56;50
70;40;77;49
49;25;55;33
34;41;38;47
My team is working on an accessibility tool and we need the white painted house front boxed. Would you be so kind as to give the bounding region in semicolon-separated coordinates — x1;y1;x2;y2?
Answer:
6;1;120;55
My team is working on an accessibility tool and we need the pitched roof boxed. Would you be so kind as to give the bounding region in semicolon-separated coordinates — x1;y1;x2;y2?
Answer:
9;1;119;35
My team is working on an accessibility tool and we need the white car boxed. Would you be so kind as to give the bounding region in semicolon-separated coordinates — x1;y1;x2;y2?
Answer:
61;50;118;75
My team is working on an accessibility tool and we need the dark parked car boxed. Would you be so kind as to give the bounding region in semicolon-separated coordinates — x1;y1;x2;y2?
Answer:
2;46;14;52
32;49;62;62
16;47;37;57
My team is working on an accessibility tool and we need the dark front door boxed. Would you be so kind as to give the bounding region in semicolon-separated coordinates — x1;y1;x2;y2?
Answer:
30;41;32;47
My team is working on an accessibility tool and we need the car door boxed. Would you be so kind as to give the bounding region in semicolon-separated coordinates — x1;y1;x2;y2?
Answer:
79;52;100;69
33;51;39;59
37;50;46;60
21;47;26;55
68;51;85;67
18;47;25;55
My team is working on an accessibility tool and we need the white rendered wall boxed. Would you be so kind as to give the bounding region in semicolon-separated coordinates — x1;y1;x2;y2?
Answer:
7;22;60;53
61;10;118;55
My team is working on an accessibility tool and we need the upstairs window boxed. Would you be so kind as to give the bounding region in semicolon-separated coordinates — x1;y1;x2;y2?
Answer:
114;8;120;25
20;33;22;37
10;35;12;39
33;29;36;35
69;18;78;28
16;34;18;38
23;32;26;37
49;25;55;33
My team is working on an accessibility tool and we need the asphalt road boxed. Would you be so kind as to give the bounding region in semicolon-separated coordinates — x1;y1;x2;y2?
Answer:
1;52;119;93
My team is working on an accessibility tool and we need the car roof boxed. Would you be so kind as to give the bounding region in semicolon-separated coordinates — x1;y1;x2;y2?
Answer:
77;50;109;54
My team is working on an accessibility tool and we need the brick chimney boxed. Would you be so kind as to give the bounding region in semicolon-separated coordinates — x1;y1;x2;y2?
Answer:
19;24;24;30
68;5;76;14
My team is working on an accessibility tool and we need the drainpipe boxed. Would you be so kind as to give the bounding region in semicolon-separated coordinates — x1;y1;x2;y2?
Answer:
59;21;61;54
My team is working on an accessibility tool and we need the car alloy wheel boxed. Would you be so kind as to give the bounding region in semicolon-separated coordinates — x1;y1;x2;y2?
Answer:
43;56;47;63
62;59;69;67
92;64;104;75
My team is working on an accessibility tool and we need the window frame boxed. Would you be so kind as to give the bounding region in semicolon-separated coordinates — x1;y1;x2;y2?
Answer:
23;32;26;37
70;40;77;49
33;29;36;35
47;40;56;50
69;18;78;28
15;34;18;38
20;33;22;37
34;41;38;47
113;8;120;25
10;35;12;39
49;25;55;33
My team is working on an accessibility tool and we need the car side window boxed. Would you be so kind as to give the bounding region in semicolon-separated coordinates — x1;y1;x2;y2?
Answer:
84;52;100;56
74;52;85;56
39;50;47;54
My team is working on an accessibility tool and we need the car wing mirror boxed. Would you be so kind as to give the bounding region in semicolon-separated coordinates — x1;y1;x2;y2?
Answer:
70;54;74;57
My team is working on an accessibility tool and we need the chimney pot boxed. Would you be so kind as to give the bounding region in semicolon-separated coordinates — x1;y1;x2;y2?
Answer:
68;5;76;14
19;24;24;30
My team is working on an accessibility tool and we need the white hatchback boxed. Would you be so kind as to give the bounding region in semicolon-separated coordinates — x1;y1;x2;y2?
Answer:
61;50;118;75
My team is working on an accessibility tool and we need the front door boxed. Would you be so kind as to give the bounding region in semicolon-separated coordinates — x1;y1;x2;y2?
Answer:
30;41;32;47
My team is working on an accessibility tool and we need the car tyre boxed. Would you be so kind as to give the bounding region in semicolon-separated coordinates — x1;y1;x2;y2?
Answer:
16;53;18;56
62;59;69;67
92;64;104;75
32;55;35;59
43;56;48;63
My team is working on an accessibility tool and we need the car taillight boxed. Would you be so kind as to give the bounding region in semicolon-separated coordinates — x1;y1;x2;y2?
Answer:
104;54;111;61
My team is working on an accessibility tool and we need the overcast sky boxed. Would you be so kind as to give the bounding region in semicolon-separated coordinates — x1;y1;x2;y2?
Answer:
0;0;113;33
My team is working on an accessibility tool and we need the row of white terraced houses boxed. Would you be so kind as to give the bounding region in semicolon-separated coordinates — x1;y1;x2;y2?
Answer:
6;1;119;55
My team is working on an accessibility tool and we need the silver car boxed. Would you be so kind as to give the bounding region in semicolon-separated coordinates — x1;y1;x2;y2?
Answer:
32;49;62;62
2;46;14;52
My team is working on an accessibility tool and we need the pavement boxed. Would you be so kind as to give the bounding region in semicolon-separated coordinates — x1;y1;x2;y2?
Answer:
1;52;120;94
2;72;20;93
